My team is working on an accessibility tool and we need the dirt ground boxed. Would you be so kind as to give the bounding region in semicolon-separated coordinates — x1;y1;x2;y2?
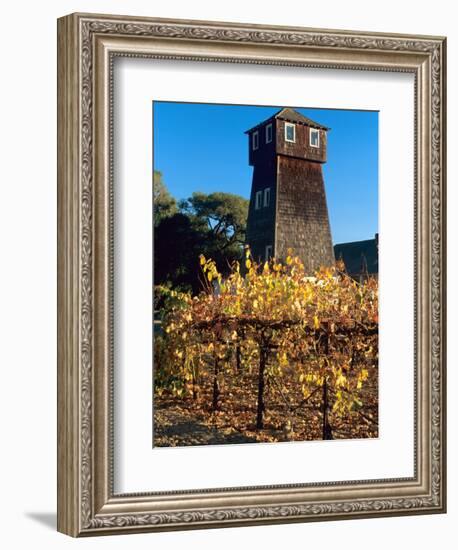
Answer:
153;363;378;447
153;406;257;446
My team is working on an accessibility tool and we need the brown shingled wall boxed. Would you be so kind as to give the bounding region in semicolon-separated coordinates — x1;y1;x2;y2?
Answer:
275;156;335;274
245;155;277;263
276;119;327;163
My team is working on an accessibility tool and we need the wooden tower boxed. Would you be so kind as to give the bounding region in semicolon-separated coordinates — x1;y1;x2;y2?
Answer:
245;108;335;274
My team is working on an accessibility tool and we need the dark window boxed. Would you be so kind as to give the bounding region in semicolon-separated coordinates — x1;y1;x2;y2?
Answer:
285;123;295;142
252;131;259;150
266;123;273;143
263;187;271;207
310;128;320;148
255;190;262;210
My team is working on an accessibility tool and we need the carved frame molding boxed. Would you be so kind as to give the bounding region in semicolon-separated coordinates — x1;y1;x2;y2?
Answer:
57;13;446;536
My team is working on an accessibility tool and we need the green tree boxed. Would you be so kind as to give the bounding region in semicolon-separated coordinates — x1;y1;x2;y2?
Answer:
154;185;250;294
154;213;206;294
153;170;177;226
179;191;249;253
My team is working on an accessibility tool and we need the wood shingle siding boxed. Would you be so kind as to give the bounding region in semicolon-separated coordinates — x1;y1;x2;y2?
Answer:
245;108;334;273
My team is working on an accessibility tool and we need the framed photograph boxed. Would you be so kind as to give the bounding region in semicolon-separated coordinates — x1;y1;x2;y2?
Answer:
57;13;446;536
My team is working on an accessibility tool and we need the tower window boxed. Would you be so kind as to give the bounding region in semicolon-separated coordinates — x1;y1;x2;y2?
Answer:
310;128;320;148
265;245;273;261
263;187;271;207
285;122;295;143
265;123;273;143
255;190;262;210
252;131;259;150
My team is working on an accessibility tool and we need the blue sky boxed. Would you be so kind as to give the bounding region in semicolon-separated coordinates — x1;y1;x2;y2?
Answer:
153;102;378;244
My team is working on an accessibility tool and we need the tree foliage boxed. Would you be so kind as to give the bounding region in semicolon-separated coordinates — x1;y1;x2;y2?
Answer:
154;213;206;294
154;181;249;294
179;191;249;251
153;170;177;226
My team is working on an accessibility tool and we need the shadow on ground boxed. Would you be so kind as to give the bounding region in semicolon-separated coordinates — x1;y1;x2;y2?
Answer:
154;408;257;447
25;512;56;530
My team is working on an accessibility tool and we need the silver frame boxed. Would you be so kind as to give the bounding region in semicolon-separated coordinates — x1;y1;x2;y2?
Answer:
57;13;446;536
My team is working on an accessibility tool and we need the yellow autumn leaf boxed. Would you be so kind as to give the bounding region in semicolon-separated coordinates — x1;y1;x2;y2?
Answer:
313;315;320;329
336;373;346;387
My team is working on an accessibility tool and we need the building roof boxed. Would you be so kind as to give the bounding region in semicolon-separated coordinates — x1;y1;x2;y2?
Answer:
333;235;378;275
245;107;330;134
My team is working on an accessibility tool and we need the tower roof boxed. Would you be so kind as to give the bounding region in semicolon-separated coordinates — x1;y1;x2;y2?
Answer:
245;107;330;134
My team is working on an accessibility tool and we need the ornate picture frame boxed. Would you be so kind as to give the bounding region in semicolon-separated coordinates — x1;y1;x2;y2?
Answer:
57;12;446;536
